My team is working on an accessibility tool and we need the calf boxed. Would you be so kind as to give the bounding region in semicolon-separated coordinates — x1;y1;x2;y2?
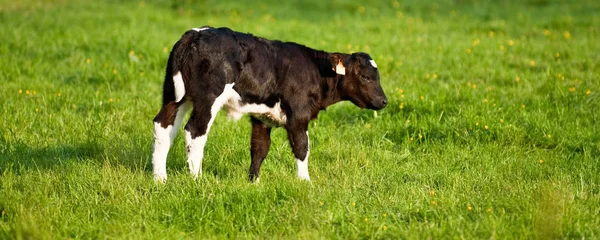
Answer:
152;26;387;182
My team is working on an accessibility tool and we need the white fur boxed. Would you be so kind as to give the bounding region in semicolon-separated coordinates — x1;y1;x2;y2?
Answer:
173;71;185;102
173;101;192;136
152;102;192;182
192;27;210;32
221;86;287;126
185;130;207;179
185;83;237;177
296;131;310;181
152;123;173;182
369;60;378;68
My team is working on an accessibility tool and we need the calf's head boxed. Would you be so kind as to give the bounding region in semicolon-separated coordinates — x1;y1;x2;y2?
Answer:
331;52;388;110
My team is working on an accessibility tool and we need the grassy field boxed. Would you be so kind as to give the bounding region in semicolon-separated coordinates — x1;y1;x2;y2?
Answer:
1;0;599;238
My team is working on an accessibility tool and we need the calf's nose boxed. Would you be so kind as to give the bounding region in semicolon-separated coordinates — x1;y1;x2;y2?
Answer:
381;99;388;107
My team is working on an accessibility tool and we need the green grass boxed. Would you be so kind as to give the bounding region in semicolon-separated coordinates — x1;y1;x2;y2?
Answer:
1;0;599;238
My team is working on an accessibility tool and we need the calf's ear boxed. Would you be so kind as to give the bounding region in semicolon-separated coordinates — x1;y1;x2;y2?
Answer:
330;53;346;75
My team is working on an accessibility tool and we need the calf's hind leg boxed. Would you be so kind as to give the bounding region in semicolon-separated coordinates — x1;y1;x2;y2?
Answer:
248;118;272;182
152;101;192;182
184;83;235;179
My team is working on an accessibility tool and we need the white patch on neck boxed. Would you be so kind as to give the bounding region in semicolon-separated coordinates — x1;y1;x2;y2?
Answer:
192;27;210;32
173;71;185;102
369;60;378;68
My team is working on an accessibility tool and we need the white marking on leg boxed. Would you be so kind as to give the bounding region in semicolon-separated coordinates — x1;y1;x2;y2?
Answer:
296;131;310;181
152;122;173;182
172;101;192;139
185;83;238;178
173;71;186;102
192;27;210;32
185;130;207;179
369;60;378;68
152;102;191;182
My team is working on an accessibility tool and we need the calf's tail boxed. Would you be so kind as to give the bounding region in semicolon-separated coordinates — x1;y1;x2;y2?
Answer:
161;30;200;105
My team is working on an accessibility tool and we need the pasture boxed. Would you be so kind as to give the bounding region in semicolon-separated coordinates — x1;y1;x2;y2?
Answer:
1;0;599;238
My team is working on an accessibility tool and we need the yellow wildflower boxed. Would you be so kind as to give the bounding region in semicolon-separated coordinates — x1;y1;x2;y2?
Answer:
383;225;388;231
563;31;571;39
586;90;591;95
569;87;576;92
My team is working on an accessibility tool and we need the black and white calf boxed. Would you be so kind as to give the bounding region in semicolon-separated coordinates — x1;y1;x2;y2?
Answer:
152;26;387;182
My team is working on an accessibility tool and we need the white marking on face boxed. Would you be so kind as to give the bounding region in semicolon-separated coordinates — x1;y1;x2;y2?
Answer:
296;131;310;181
152;122;173;182
192;27;210;32
173;71;186;102
369;60;378;68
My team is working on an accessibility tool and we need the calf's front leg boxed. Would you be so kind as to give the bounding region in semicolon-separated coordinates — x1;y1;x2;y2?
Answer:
286;122;310;181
